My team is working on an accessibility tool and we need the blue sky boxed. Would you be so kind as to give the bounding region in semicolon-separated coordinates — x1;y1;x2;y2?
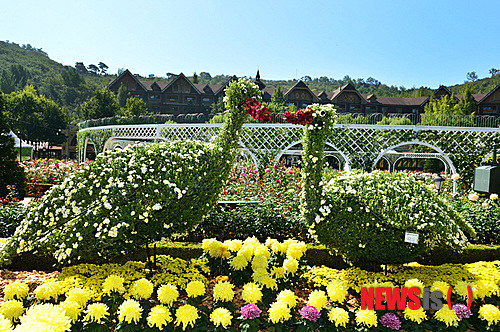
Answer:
1;0;499;88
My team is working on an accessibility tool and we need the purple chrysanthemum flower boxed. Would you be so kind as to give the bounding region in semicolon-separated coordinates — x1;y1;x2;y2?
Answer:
299;306;321;322
453;304;472;320
240;304;262;320
380;312;401;330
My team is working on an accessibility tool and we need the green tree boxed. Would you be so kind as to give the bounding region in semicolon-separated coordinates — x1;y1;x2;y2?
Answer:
5;86;68;144
0;64;30;94
117;84;128;108
60;68;84;87
466;71;478;82
98;62;108;75
424;94;458;115
192;72;199;84
120;97;149;117
0;94;26;198
271;86;286;105
75;62;87;74
456;85;476;115
210;97;225;114
81;89;119;120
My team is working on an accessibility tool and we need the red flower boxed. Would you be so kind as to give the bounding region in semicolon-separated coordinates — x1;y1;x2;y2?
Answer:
282;107;314;126
244;98;271;123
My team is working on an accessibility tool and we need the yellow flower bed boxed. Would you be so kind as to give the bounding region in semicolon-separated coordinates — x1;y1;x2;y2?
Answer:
56;255;209;300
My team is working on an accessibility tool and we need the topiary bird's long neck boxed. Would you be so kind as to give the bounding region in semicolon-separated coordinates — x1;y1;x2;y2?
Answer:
213;108;247;156
301;126;328;226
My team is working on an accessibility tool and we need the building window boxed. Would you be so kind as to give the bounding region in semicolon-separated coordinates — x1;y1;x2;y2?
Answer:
133;94;141;98
168;107;177;113
365;106;374;112
395;108;403;113
173;85;179;92
167;95;178;102
202;97;211;103
185;97;195;104
382;107;388;113
483;106;497;113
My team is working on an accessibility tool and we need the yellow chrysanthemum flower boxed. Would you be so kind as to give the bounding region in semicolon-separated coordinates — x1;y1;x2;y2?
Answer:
158;284;179;306
0;300;24;322
254;245;270;260
210;307;232;329
237;247;255;261
276;290;297;308
85;303;109;323
271;266;286;279
130;278;154;300
66;287;91;307
225;240;243;252
118;299;143;324
252;268;269;282
241;283;263;304
59;300;82;323
434;306;459;327
307;290;328;311
431;281;450;300
286;242;306;260
404;279;424;293
328;307;349;327
479;304;500;326
283;258;299;275
474;279;499;299
356;309;378;328
147;305;172;329
251;254;268;270
3;281;29;301
258;276;278;290
18;303;71;332
213;281;235;302
268;301;291;324
271;242;286;255
35;280;63;301
186;280;205;298
403;306;427;324
455;281;474;300
175;304;199;331
0;315;12;332
326;280;348;303
230;255;248;271
102;275;126;294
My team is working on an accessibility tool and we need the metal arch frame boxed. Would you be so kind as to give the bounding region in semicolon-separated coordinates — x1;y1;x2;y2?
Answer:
274;140;352;172
82;138;96;162
102;135;260;171
393;155;449;174
371;141;458;175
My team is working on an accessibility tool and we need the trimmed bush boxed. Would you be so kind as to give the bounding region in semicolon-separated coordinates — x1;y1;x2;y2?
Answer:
0;203;27;237
449;196;500;245
313;171;475;267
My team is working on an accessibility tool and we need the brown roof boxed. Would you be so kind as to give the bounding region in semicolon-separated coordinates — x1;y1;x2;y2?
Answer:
455;94;486;103
139;80;169;91
373;96;429;106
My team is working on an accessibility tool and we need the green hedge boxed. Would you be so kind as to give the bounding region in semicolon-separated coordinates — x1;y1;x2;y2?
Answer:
7;242;500;271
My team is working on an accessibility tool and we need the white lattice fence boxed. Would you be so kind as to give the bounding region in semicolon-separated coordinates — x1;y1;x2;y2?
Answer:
79;123;500;182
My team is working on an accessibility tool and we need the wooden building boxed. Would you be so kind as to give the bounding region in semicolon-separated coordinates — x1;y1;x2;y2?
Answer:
108;69;500;116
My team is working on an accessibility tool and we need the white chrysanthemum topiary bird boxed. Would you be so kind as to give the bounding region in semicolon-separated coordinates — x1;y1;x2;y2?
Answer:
0;79;270;266
283;104;475;267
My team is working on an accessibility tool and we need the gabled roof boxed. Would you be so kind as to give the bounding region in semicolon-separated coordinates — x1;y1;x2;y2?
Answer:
139;80;170;91
194;84;213;94
477;83;500;104
107;69;148;91
329;83;368;104
455;94;486;103
433;85;453;97
161;72;201;94
284;81;319;101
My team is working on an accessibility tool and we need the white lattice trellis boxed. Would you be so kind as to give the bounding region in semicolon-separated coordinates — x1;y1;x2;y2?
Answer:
80;123;500;181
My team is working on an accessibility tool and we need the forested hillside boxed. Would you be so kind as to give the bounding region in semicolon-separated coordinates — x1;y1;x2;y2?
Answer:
0;40;499;124
0;41;110;121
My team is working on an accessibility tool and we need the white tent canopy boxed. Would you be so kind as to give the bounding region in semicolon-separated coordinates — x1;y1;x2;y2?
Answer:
8;131;33;148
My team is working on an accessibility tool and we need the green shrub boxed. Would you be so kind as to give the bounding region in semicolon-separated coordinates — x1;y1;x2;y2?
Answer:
0;203;27;237
313;171;475;267
449;197;500;245
183;202;310;242
376;116;413;125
